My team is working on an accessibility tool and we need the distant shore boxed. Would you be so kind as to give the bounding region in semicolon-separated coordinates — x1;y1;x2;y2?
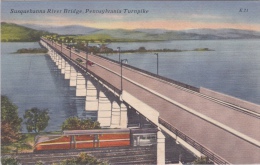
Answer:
100;47;214;54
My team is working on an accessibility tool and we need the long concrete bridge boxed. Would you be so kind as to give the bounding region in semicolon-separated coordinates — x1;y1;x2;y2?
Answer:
40;38;260;164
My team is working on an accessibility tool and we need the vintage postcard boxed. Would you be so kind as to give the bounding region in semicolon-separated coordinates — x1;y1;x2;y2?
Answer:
1;0;260;164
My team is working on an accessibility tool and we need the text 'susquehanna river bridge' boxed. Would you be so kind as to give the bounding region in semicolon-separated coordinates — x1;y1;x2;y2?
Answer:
40;38;260;164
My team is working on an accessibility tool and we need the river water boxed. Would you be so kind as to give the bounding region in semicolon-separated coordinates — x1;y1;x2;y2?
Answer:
1;42;89;132
1;40;260;132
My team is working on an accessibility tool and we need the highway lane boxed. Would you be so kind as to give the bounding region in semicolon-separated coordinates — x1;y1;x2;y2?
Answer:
44;39;260;163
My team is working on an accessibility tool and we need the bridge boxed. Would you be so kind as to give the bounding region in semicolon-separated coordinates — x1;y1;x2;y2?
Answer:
40;38;260;164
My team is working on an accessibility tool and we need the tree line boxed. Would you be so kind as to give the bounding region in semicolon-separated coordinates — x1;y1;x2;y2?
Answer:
1;95;101;146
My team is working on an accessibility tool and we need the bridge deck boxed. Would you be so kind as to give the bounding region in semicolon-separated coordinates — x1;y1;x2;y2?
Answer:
43;39;260;164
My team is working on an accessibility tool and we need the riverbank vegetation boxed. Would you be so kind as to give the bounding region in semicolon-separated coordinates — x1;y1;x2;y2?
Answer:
1;152;108;165
61;117;101;130
1;95;23;144
1;133;35;154
1;95;52;154
57;152;108;165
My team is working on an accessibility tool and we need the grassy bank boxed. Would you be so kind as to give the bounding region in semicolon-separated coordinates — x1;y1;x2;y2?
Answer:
1;132;62;154
1;133;36;154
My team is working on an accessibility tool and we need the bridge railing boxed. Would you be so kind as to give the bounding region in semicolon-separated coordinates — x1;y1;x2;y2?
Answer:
43;39;122;95
42;38;199;92
92;54;200;92
159;118;229;164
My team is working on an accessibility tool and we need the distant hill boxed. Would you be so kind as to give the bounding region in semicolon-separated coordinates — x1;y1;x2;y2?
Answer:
19;23;260;40
91;28;260;41
22;24;99;35
1;22;50;42
2;22;260;42
181;28;260;39
81;29;165;41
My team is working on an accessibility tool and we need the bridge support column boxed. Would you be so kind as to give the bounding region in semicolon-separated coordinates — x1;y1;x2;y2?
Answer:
64;62;71;79
49;50;53;60
58;55;62;69
76;73;86;96
61;58;66;74
70;67;77;87
55;53;59;66
120;103;128;128
85;80;98;111
157;131;165;165
49;50;54;60
51;50;56;61
111;102;120;128
97;91;111;127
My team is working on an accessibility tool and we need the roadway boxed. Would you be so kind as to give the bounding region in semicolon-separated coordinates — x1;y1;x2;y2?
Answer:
44;39;260;164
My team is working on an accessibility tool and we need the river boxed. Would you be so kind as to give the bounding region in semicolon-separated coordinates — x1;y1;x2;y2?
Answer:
1;40;260;132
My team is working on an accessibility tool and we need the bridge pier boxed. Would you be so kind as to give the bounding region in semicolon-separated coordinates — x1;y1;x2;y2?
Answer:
157;131;166;165
54;52;59;66
56;54;60;66
120;103;128;128
98;91;112;127
51;51;55;61
70;67;77;87
51;52;54;61
58;55;62;70
61;58;66;74
111;101;120;128
51;52;59;66
49;50;54;60
64;62;71;79
85;80;98;111
76;73;86;96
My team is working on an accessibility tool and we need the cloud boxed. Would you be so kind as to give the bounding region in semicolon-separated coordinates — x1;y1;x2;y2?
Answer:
190;14;225;20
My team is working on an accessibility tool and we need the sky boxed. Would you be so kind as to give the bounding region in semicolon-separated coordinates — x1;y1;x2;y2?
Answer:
1;1;260;31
